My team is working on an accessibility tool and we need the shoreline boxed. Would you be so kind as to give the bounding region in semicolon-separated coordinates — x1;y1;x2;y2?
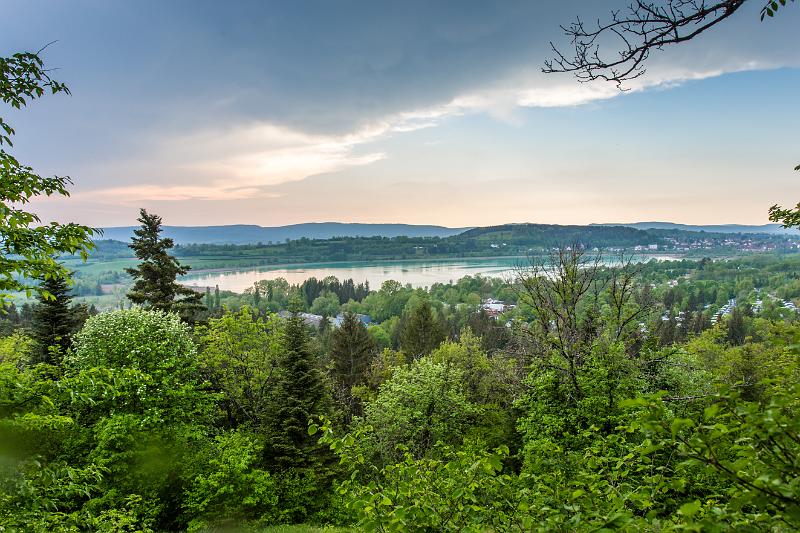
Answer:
182;252;687;277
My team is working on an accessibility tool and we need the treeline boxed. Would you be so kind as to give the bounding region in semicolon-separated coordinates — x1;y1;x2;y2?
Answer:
71;223;798;272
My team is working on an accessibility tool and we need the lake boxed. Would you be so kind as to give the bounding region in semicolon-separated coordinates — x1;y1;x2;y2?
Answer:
181;255;678;292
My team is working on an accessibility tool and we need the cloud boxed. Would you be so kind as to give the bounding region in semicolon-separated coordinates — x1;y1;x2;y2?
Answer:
7;0;800;224
70;57;776;205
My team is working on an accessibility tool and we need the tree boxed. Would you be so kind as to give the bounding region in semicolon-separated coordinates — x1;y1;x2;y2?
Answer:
265;308;330;468
514;247;650;400
125;209;203;320
330;312;375;419
400;300;445;359
253;283;261;307
544;0;793;87
725;306;749;345
309;290;340;317
30;272;75;365
361;357;479;462
769;165;800;229
1;50;95;303
331;312;375;390
197;308;280;430
67;308;210;529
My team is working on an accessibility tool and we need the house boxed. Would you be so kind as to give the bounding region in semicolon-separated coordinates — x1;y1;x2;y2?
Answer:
481;298;512;319
278;311;324;328
332;313;373;328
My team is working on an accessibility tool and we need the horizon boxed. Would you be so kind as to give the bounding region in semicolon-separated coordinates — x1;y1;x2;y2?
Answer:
6;1;800;227
95;219;792;230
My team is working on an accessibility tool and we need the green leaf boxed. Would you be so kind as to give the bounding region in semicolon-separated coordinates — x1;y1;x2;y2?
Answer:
679;500;702;517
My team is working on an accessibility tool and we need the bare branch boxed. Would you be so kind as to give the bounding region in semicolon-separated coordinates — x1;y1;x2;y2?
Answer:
544;0;749;87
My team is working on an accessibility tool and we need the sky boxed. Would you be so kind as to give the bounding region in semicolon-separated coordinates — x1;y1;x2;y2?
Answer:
4;0;800;228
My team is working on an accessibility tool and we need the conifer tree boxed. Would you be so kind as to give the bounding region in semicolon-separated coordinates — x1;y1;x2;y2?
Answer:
400;300;445;359
31;273;75;365
331;312;375;390
266;297;330;468
125;209;204;321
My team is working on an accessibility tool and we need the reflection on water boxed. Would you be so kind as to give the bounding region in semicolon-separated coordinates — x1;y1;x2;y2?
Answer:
181;258;525;291
180;255;676;292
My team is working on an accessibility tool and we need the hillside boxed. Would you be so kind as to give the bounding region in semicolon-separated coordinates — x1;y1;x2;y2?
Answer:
593;221;799;235
78;222;799;275
99;222;469;245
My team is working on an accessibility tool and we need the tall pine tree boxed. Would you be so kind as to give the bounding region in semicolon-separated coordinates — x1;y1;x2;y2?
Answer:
401;300;445;359
331;312;374;390
330;311;375;419
31;273;75;365
266;298;330;469
125;209;204;321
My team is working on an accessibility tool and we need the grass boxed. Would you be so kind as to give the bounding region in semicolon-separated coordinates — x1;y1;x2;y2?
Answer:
259;527;355;533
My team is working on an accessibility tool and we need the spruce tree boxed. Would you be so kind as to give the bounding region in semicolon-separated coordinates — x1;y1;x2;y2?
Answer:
400;300;445;359
330;312;374;390
266;298;330;468
31;273;75;365
125;209;204;321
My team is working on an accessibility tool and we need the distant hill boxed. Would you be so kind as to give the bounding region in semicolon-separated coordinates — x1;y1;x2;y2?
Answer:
460;223;656;247
592;221;799;235
98;222;470;245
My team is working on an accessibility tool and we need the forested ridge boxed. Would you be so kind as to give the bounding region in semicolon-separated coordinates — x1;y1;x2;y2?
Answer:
70;222;797;268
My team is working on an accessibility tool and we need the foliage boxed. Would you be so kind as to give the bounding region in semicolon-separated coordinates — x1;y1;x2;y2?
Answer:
197;307;282;430
0;331;33;367
184;430;278;531
317;416;513;533
2;241;800;529
628;361;800;528
310;291;341;318
31;272;75;365
358;357;479;464
761;0;796;20
399;300;444;359
0;51;95;303
265;311;331;470
125;209;204;321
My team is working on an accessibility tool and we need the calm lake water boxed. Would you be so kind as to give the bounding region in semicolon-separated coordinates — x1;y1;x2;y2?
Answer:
181;255;676;292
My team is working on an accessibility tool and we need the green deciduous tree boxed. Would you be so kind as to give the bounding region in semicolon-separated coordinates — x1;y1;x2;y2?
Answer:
361;357;479;463
309;290;340;317
125;209;204;320
1;51;95;303
769;165;800;229
183;430;278;531
64;308;212;530
197;308;281;429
